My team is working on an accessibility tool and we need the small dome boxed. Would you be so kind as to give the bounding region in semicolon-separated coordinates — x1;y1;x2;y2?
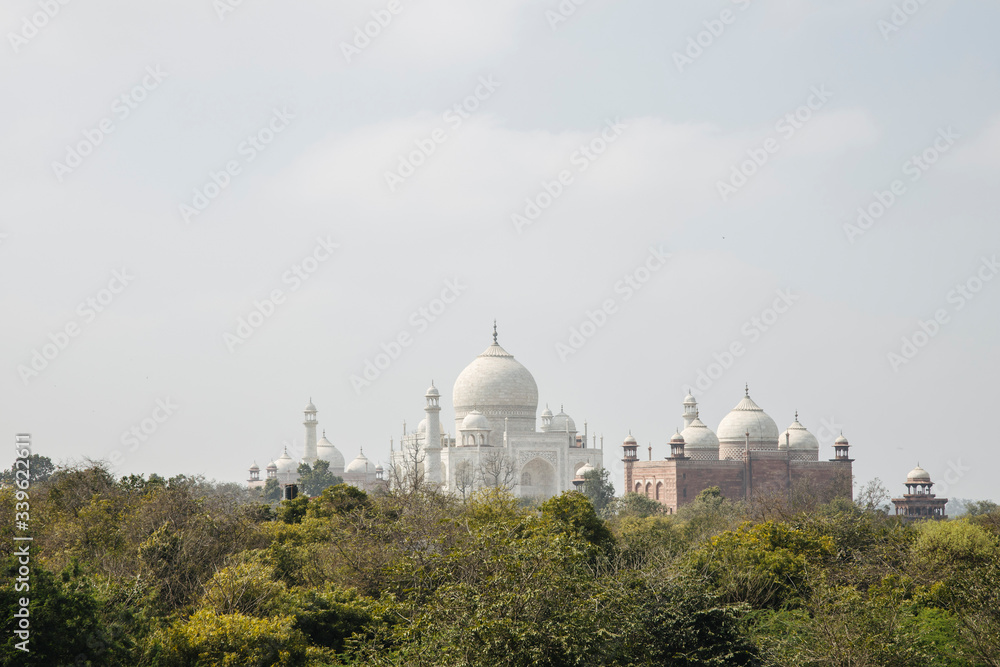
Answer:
683;392;697;405
670;429;686;445
549;406;576;432
624;432;637;445
541;405;553;418
907;465;931;483
462;409;491;430
316;432;346;470
375;464;384;472
576;462;596;478
305;399;317;412
780;414;819;451
273;448;299;477
346;450;371;475
249;462;260;471
266;461;278;471
835;433;849;445
417;418;427;433
680;415;720;452
426;382;440;397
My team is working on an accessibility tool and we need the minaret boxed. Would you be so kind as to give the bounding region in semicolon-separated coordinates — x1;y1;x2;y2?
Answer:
303;399;318;465
424;381;442;485
683;390;698;429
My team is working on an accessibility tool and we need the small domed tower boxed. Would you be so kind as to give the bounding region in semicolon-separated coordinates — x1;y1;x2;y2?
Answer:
891;465;948;523
424;381;442;484
669;429;687;460
622;431;638;493
303;399;318;465
682;391;698;429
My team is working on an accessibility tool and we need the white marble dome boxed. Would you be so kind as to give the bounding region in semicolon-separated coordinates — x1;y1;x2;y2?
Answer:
549;407;576;432
453;338;538;428
346;450;372;475
461;410;491;430
680;415;720;458
780;415;819;451
907;465;931;483
272;448;298;478
717;390;780;458
316;432;345;470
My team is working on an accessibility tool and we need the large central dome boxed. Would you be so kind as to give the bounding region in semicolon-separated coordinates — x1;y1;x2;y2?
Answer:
453;334;538;437
717;389;780;459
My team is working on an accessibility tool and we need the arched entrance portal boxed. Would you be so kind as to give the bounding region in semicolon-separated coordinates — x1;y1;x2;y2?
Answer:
520;458;556;499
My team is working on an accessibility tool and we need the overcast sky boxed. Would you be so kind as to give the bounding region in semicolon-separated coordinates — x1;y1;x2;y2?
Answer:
3;0;998;502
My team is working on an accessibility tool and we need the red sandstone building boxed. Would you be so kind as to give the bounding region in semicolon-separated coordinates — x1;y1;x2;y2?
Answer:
621;388;853;513
891;465;948;522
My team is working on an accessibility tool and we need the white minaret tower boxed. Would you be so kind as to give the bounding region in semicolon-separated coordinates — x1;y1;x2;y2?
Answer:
683;390;698;429
423;381;442;485
303;398;318;465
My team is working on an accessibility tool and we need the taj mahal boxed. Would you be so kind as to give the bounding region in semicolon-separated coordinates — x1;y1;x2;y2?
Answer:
248;324;854;509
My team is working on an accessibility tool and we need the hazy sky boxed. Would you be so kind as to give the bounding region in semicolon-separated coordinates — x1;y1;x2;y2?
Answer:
3;0;998;501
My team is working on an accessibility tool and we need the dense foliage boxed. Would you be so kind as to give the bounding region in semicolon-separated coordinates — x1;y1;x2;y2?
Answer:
2;459;999;666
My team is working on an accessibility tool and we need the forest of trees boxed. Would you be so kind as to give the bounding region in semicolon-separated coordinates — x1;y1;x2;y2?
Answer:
2;456;1000;666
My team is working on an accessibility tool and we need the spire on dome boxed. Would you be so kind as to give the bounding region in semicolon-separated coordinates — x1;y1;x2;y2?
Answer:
493;320;498;344
745;383;749;397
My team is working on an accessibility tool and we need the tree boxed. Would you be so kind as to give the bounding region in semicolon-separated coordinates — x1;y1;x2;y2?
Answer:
153;609;307;667
476;450;517;491
389;438;425;493
296;460;342;497
540;491;614;553
454;459;475;501
0;453;55;486
261;477;282;502
580;467;614;516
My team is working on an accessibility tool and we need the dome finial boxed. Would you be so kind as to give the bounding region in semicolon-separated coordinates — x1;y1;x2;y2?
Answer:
745;383;749;397
794;410;798;421
493;319;498;344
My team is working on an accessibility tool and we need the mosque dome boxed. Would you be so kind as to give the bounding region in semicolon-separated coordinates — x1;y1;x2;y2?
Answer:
315;431;345;470
272;448;298;478
780;414;820;452
461;410;491;431
907;465;931;483
549;406;576;433
670;429;685;445
453;331;538;426
249;462;260;472
717;388;780;457
680;415;719;453
346;450;372;475
835;433;849;445
624;432;637;445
